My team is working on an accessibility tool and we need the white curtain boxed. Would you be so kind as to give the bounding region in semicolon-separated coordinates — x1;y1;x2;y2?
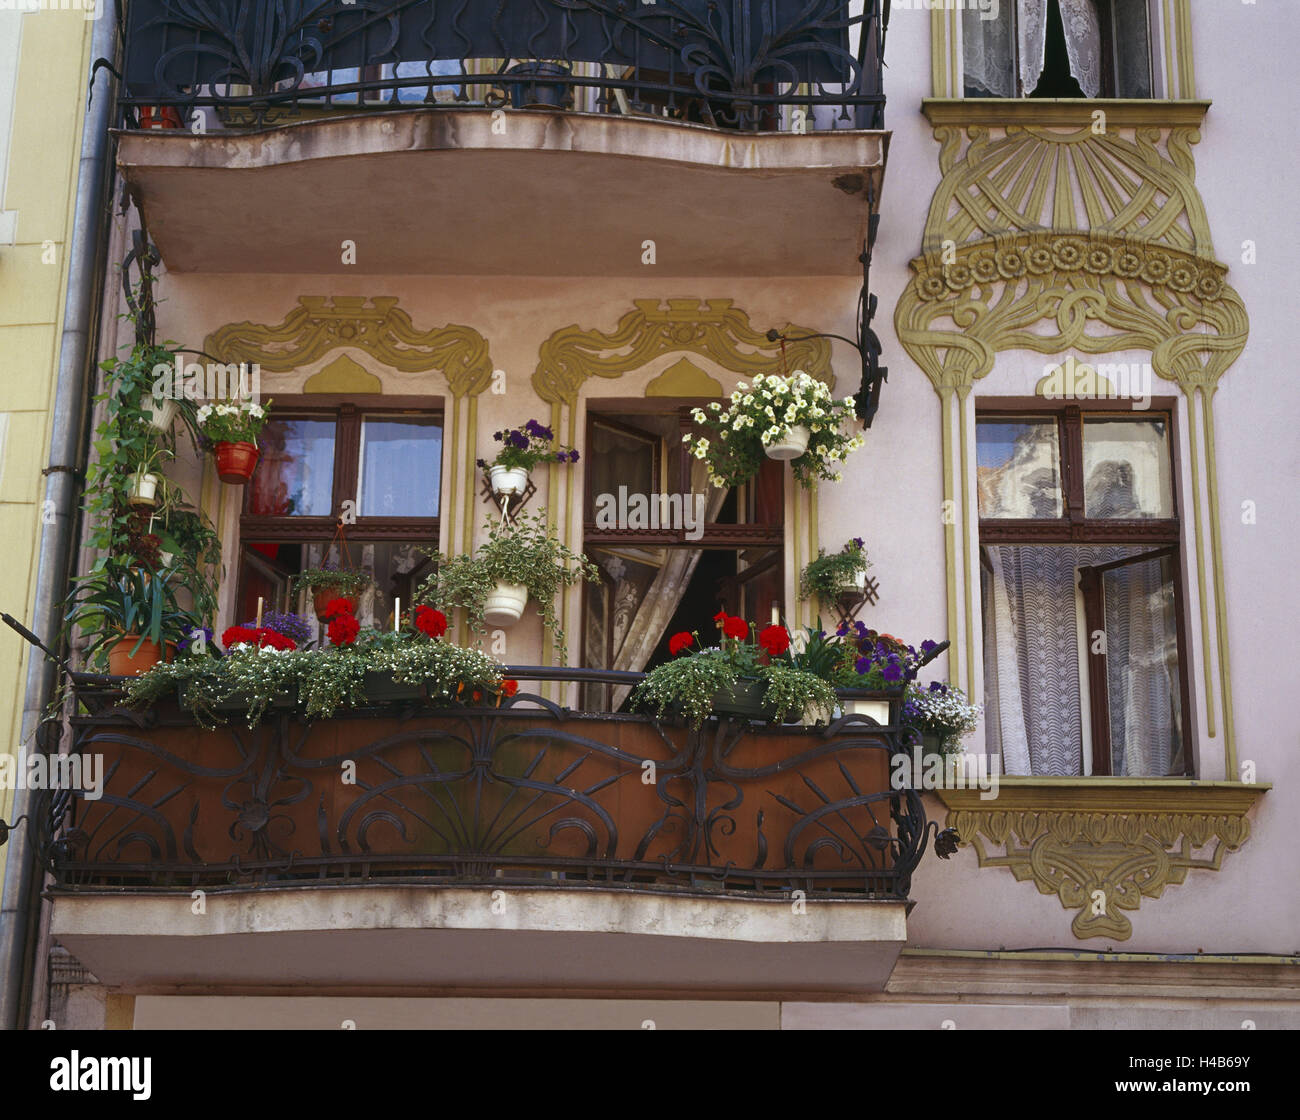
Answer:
966;1;1102;98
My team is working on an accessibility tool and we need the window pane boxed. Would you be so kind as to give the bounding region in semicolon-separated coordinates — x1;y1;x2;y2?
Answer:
358;416;441;518
247;419;335;517
586;418;657;522
1112;0;1153;97
962;7;1015;97
1102;553;1184;776
976;420;1064;518
1083;418;1173;518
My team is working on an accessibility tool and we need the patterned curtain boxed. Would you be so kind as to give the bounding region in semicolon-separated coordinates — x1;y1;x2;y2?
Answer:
969;1;1102;98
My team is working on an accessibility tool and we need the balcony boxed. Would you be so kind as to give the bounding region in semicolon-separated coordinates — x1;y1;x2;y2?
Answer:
47;671;936;993
114;0;889;276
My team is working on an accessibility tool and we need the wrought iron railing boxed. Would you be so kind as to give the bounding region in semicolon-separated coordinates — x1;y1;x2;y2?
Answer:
118;0;887;131
46;668;949;899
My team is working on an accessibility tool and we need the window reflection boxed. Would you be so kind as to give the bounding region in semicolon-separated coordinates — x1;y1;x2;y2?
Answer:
358;417;442;518
247;419;335;517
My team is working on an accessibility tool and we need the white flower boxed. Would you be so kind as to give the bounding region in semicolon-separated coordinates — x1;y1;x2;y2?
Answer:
691;408;706;423
196;405;213;423
247;402;265;418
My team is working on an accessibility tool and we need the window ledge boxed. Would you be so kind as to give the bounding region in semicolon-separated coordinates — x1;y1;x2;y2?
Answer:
921;98;1211;129
933;780;1268;942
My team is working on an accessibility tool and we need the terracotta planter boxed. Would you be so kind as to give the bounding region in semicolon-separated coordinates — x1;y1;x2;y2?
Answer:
214;441;259;484
313;588;361;621
489;465;530;497
108;635;175;677
482;581;527;627
763;424;810;461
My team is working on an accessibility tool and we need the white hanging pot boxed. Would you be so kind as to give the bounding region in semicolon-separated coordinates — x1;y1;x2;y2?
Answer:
853;569;869;590
763;424;810;461
482;581;528;627
147;395;179;431
489;465;530;497
129;471;160;507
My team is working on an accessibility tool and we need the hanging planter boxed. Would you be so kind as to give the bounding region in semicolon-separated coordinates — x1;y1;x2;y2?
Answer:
762;424;810;462
147;394;179;432
128;470;160;508
312;587;361;622
213;440;260;484
505;61;572;109
482;581;528;627
489;465;530;497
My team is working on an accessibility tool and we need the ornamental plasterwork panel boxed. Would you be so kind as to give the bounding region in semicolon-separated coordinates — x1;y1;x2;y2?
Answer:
894;122;1248;392
532;299;834;406
939;786;1264;941
205;296;495;397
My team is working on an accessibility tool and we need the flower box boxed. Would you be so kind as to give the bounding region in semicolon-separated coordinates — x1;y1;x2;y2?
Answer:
711;678;775;721
361;671;425;704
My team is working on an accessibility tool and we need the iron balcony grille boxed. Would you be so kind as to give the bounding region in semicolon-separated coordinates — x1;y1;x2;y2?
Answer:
119;0;888;131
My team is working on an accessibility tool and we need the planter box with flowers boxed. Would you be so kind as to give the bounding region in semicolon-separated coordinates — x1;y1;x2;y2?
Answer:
196;398;271;484
683;371;864;489
477;418;579;499
124;597;518;729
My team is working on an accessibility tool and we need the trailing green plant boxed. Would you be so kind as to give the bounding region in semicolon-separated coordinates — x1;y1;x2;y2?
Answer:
683;371;864;489
291;566;374;596
901;681;982;754
631;650;739;728
799;537;870;606
421;513;599;664
762;661;836;724
63;562;198;668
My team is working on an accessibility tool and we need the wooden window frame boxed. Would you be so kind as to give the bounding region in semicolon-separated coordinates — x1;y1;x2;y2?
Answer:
976;396;1194;776
235;393;444;609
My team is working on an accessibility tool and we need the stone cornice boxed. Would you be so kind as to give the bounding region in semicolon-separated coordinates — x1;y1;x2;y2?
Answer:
921;98;1211;129
936;779;1270;816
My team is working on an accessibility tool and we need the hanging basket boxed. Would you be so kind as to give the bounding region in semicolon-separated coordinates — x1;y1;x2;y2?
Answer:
313;588;361;621
214;441;259;484
763;424;810;462
147;395;179;432
482;581;528;627
489;465;530;497
128;471;160;508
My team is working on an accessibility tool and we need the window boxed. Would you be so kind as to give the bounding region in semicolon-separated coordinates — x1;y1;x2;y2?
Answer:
581;402;784;711
977;401;1191;777
236;397;443;633
963;0;1154;99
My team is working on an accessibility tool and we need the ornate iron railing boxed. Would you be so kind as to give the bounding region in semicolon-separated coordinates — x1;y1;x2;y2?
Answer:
118;0;887;130
47;668;949;898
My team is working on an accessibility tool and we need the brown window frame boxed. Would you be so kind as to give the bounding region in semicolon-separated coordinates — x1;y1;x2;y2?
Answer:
235;393;444;611
976;397;1194;776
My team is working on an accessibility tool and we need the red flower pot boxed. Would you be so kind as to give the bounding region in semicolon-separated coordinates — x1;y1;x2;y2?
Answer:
214;441;259;484
107;635;175;677
139;106;183;129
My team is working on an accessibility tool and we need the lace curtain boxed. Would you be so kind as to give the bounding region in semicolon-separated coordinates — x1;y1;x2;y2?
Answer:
965;1;1102;98
983;544;1182;777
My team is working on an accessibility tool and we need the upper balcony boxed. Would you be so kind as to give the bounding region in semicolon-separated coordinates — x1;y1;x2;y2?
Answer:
113;0;889;276
46;671;941;995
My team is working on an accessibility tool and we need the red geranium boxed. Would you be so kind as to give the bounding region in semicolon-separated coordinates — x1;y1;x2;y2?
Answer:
722;615;750;641
414;605;448;639
321;597;355;620
221;625;297;652
327;613;360;646
758;624;791;657
501;679;519;697
221;625;258;648
668;631;694;656
257;628;297;652
712;609;727;624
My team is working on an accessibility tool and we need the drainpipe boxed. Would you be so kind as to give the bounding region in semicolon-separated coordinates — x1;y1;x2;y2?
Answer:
0;0;120;1031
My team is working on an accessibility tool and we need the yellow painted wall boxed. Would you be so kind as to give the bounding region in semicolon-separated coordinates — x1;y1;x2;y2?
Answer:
0;11;93;889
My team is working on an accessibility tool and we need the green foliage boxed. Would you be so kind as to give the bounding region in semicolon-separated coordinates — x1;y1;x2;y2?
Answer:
631;651;739;728
195;400;271;444
63;562;195;668
799;539;870;606
422;513;599;665
762;662;837;724
291;567;374;596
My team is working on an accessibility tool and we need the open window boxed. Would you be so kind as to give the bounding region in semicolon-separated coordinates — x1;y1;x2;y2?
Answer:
581;402;784;711
976;402;1192;776
235;396;442;632
963;0;1155;99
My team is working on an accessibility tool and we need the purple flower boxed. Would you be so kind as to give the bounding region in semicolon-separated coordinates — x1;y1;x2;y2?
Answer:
836;624;848;637
244;610;312;646
507;431;529;450
921;639;937;653
568;449;580;463
852;537;864;548
855;656;871;674
882;662;903;682
177;625;213;653
929;680;946;693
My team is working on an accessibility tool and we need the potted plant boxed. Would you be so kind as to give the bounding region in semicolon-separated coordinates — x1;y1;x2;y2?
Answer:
504;61;573;109
901;681;982;757
422;513;598;663
633;613;834;728
799;537;871;607
64;562;197;676
683;371;864;488
196;398;271;484
477;419;579;498
292;566;374;622
126;447;174;511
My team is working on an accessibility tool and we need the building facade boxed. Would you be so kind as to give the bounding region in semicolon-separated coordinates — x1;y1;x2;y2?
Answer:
9;0;1297;1029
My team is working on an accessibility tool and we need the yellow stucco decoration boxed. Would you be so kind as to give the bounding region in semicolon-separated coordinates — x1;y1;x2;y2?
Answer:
532;299;833;406
204;296;494;398
644;357;722;398
303;354;383;394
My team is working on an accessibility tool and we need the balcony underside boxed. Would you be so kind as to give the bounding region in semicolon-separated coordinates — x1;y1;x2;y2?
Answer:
51;886;907;993
116;110;886;276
